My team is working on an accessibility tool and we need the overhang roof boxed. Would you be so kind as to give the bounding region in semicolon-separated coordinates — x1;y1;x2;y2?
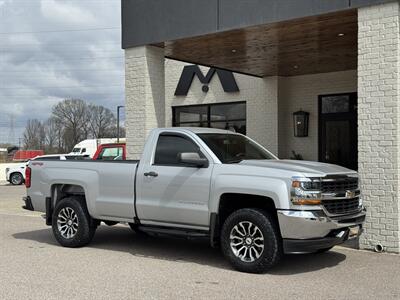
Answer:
156;10;358;77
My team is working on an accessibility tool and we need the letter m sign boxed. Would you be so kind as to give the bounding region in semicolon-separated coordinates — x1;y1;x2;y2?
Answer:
174;65;239;96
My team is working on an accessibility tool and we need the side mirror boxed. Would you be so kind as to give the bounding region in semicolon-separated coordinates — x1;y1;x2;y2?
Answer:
178;152;209;168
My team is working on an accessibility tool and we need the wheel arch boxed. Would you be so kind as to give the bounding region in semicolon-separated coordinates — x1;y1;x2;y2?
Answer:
47;184;88;226
210;193;281;247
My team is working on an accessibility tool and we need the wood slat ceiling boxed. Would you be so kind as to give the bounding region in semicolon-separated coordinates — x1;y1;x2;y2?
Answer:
155;10;357;77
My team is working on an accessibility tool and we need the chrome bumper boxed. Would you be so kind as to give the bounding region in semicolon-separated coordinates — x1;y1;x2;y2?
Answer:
277;208;366;240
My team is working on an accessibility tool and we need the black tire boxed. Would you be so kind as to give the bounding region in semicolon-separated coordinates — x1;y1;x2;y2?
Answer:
128;223;148;236
221;208;282;273
10;172;24;185
316;246;334;253
52;197;96;248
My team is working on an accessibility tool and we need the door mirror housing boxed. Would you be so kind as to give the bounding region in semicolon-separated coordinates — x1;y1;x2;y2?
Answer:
178;152;209;168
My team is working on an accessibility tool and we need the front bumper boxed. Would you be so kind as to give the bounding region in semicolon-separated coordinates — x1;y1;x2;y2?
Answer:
277;208;366;253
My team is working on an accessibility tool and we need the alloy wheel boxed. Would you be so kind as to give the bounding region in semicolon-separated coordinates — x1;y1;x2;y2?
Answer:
230;221;264;262
57;207;79;239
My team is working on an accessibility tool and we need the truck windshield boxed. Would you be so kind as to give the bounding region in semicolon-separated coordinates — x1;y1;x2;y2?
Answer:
198;133;276;163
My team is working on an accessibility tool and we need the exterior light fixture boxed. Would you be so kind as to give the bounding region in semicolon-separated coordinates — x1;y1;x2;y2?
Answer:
293;65;299;69
338;33;345;37
293;110;309;137
231;49;237;53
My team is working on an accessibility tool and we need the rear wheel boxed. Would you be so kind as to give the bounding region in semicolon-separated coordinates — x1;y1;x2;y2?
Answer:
10;172;23;185
221;208;282;273
52;197;96;247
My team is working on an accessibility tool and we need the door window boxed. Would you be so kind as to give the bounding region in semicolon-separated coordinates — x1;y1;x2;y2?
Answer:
154;135;204;166
319;93;357;170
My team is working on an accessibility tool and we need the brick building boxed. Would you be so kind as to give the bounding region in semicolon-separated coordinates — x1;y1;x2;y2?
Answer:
121;0;400;253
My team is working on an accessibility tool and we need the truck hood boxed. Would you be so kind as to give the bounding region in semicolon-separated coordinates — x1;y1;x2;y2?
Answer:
239;159;356;177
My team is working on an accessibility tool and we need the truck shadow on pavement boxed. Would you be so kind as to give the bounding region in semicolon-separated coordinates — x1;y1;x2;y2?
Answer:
13;225;346;275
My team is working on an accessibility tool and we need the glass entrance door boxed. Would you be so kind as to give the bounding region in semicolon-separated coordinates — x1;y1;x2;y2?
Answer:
319;93;357;170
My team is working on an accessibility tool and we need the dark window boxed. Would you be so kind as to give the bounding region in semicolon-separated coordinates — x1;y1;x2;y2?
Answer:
321;95;350;114
173;102;246;134
198;133;275;164
154;135;203;166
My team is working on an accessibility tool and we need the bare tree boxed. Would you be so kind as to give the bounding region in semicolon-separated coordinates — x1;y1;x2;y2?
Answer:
23;119;45;150
22;99;119;153
44;117;60;153
87;104;116;138
52;99;90;151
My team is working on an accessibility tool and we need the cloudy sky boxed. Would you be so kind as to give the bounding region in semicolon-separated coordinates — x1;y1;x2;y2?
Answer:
0;0;124;144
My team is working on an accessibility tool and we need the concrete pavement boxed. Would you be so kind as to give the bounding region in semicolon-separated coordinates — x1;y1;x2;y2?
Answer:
0;184;399;300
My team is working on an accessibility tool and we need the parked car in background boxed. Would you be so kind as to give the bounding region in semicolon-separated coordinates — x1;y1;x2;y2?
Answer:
69;138;126;158
6;154;88;185
24;128;365;273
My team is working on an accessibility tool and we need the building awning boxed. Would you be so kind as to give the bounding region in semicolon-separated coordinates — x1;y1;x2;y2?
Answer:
154;10;357;77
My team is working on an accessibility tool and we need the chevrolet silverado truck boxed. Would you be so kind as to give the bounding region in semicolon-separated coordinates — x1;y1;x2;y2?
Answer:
23;127;366;273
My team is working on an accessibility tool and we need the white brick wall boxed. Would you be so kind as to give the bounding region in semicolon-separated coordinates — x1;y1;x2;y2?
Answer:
358;1;400;253
278;71;357;160
165;60;279;154
125;46;165;159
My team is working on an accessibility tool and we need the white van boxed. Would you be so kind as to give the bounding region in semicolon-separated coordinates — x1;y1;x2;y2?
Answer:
69;138;126;158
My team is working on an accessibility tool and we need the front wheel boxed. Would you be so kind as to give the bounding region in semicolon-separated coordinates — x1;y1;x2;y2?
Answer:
221;208;282;273
10;172;23;185
52;197;96;247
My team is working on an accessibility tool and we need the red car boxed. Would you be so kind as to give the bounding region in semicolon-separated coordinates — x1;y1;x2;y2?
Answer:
92;143;126;160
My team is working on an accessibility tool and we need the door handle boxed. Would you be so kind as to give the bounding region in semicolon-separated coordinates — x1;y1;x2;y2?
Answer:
144;171;158;177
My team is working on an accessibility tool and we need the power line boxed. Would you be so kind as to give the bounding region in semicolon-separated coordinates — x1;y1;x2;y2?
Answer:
0;27;120;35
0;69;124;73
3;56;124;63
0;84;124;90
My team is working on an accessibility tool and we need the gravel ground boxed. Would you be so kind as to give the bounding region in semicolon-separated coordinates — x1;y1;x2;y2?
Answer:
0;183;399;300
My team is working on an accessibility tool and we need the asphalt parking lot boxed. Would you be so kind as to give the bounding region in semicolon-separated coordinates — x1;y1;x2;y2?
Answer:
0;183;399;300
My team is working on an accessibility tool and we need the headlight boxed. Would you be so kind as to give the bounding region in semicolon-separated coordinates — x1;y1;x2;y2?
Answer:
291;177;322;205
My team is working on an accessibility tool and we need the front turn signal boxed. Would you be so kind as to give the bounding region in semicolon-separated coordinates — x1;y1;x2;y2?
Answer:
291;199;322;205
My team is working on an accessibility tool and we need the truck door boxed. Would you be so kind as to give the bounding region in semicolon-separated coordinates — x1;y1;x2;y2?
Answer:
136;133;213;228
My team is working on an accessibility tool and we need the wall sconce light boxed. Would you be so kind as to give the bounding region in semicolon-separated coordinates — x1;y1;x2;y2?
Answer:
293;110;309;137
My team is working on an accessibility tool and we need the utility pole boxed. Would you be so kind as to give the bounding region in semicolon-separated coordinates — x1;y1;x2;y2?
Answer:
116;105;124;143
8;114;15;145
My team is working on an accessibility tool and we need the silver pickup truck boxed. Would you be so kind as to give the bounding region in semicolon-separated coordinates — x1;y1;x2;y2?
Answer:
23;127;365;273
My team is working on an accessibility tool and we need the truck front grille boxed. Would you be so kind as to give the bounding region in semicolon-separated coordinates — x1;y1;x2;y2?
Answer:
322;198;360;215
321;177;358;193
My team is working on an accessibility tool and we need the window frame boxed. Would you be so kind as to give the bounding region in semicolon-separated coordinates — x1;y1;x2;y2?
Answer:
152;132;209;168
172;101;246;134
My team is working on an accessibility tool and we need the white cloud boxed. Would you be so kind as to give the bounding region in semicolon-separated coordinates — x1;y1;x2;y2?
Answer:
0;0;124;144
40;0;96;25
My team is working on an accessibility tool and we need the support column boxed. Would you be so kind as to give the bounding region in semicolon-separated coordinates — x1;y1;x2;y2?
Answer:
358;1;400;253
124;46;165;159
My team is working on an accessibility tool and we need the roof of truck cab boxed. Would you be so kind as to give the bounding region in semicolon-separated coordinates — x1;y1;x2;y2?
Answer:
159;127;238;134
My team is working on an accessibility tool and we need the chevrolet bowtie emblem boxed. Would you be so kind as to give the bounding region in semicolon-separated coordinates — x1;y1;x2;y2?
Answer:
346;190;356;198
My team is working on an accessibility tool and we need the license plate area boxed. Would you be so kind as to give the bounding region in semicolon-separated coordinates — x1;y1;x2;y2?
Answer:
348;226;360;239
